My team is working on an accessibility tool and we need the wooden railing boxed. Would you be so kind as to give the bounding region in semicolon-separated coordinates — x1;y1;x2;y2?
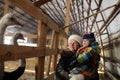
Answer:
2;0;68;80
99;61;119;80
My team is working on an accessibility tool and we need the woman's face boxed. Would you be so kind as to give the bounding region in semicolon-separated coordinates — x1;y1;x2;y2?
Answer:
68;39;80;53
82;39;90;47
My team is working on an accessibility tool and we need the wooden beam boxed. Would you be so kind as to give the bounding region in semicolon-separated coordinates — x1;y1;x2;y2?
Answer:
52;32;59;71
99;0;120;33
4;0;9;14
106;71;118;80
46;30;55;76
34;0;52;7
5;33;37;38
64;0;70;48
5;33;63;39
90;0;103;31
0;44;57;61
65;0;70;32
62;4;115;29
9;0;59;32
36;21;47;80
0;44;42;61
101;56;120;65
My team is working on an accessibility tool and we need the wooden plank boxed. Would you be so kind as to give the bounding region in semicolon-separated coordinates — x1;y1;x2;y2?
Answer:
0;44;43;61
5;33;37;38
4;0;9;14
5;32;55;39
34;0;52;7
65;0;70;32
106;71;118;80
46;30;55;76
36;21;47;80
9;0;59;32
0;44;57;61
52;32;59;71
99;0;120;33
62;4;115;29
64;0;70;48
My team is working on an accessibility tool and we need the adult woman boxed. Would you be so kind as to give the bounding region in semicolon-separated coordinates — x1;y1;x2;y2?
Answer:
69;33;100;80
55;34;82;80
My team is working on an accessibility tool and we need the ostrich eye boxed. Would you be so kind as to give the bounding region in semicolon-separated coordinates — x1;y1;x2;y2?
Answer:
19;34;23;37
10;17;16;21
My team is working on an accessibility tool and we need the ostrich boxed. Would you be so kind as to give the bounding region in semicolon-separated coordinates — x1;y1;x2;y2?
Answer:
0;13;22;79
0;13;21;43
3;33;26;80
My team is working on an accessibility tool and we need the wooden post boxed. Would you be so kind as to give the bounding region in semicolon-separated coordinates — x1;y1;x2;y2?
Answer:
64;0;71;48
4;0;9;14
52;32;59;71
36;21;47;80
46;30;55;76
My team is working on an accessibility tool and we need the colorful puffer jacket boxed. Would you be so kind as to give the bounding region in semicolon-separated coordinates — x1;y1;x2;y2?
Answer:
70;42;101;76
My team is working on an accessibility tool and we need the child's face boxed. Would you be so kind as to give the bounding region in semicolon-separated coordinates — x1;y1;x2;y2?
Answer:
82;39;90;47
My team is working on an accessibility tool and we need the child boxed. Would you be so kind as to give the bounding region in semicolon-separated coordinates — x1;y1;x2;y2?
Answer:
69;33;101;80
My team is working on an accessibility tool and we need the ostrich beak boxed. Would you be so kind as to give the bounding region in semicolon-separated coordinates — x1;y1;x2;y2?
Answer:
20;35;25;40
21;37;25;40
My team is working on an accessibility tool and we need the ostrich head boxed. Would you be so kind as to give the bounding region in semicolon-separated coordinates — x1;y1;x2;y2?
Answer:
0;13;22;43
13;33;24;40
11;33;25;45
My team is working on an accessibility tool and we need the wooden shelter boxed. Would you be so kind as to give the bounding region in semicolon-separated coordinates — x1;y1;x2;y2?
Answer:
0;0;120;80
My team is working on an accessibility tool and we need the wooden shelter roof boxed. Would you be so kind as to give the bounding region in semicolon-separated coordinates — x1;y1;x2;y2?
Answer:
0;0;120;39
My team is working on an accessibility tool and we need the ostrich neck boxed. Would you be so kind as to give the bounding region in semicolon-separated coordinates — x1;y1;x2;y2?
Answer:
0;24;7;79
12;37;18;45
0;24;8;43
